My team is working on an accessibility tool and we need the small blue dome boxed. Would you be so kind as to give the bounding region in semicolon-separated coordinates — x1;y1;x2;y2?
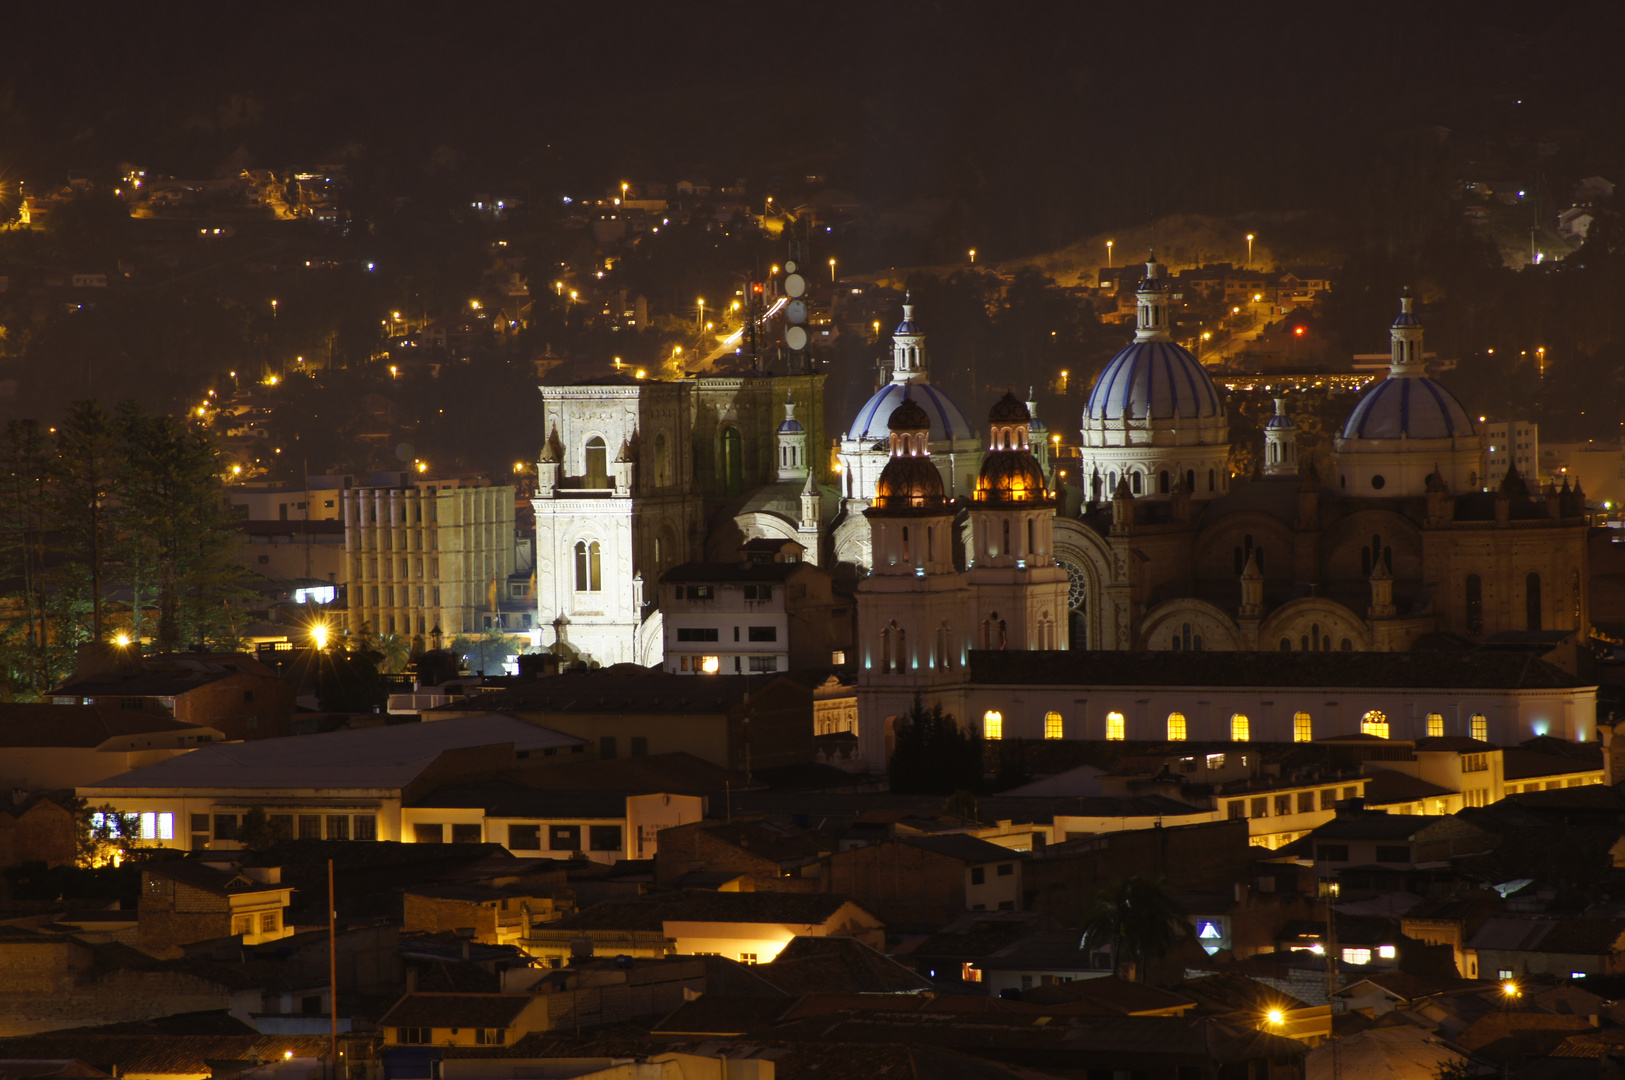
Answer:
1264;414;1294;430
777;418;805;434
1085;341;1224;422
1341;376;1474;440
847;382;974;442
1392;311;1422;328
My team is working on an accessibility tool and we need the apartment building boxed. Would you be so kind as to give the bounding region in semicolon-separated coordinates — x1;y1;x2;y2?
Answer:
1484;420;1539;490
342;474;517;642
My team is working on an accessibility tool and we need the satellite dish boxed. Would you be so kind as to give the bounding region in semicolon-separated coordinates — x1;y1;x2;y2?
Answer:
786;299;808;325
784;260;798;274
395;442;415;462
784;273;806;298
785;325;809;351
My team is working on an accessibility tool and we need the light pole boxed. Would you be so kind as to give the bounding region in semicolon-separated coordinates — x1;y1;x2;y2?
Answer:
1246;233;1255;269
969;248;976;264
829;257;837;282
1106;240;1113;268
697;298;705;331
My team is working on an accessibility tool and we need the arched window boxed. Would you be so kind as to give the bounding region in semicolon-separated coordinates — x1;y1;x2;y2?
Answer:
1208;469;1215;492
1160;470;1171;494
1426;713;1444;738
654;432;669;487
1105;711;1125;740
1186;469;1195;492
1167;713;1187;740
574;540;601;592
1340;638;1353;651
880;622;895;673
1279;638;1292;651
1131;471;1143;495
1465;574;1484;634
1526;572;1542;631
1027;518;1035;556
1231;714;1250;742
1182;623;1193;651
1044;711;1063;739
983;710;1003;740
584;436;608;487
1002;519;1010;556
720;425;743;496
1294;712;1313;742
1360;710;1389;739
1470;713;1488;742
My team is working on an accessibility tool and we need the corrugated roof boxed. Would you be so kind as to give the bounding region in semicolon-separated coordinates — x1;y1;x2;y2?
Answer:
79;714;582;791
968;650;1588;690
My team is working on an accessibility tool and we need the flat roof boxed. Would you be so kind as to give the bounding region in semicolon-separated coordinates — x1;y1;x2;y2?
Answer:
79;715;583;792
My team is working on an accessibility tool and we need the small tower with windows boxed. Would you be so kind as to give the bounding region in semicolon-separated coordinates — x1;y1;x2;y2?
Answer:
776;394;809;483
1264;397;1298;477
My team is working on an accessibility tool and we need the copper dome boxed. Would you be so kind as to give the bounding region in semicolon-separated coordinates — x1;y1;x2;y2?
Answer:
988;391;1030;425
975;451;1048;504
888;396;931;432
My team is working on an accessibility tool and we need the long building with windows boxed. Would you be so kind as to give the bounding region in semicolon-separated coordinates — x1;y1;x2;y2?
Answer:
342;475;516;645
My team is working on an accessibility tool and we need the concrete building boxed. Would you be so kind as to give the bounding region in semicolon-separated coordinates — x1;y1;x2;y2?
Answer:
0;703;222;790
138;859;294;957
51;652;295;742
1484;420;1540;491
659;538;852;675
825;834;1024;927
342;475;516;645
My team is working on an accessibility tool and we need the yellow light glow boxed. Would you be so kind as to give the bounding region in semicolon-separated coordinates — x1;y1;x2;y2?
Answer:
232;465;242;474
416;462;428;473
634;368;647;379
114;633;131;647
514;462;525;472
1503;981;1519;997
1267;1010;1283;1024
311;624;329;649
700;655;720;674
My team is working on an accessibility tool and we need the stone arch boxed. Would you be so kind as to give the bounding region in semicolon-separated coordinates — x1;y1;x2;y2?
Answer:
1137;598;1244;652
1320;509;1421;595
1259;597;1372;654
1054;517;1112;650
1194;511;1296;597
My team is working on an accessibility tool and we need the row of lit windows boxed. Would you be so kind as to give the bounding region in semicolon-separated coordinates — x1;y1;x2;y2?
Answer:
982;708;1490;742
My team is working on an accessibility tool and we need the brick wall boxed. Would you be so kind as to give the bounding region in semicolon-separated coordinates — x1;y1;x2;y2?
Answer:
1024;819;1251;920
403;893;496;940
139;873;231;956
654;822;782;886
0;798;76;868
0;963;237;1037
824;841;969;927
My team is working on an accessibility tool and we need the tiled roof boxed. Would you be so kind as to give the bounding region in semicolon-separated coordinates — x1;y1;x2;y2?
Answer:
0;1035;329;1074
54;654;283;698
0;704;207;748
434;673;797;715
1361;770;1456;806
1501;747;1603;781
1307;812;1431;841
899;834;1024;865
662;561;808;583
548;891;871;933
378;992;535;1028
142;860;284;898
967;650;1587;690
1466;917;1625;955
650;993;795;1035
759;936;934;994
1018;975;1195;1014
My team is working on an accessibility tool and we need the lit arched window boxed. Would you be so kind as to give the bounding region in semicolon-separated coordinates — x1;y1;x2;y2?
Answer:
1470;713;1488;742
574;540;601;592
1044;711;1063;739
1426;713;1444;738
983;710;1003;740
1105;711;1125;740
1361;710;1389;739
1167;712;1187;741
1294;712;1312;742
1231;714;1250;742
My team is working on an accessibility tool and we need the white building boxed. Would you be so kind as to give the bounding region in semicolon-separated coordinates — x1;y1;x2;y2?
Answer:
1484;419;1539;490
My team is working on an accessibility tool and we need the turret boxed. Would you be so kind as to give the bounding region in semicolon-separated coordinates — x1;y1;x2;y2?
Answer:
1389;287;1426;377
1238;547;1263;619
776;394;809;482
1111;475;1134;534
1424;466;1453;526
537;427;563;497
1368;558;1396;619
1134;255;1173;343
612;438;636;491
797;473;822;565
1264;397;1297;477
889;292;928;382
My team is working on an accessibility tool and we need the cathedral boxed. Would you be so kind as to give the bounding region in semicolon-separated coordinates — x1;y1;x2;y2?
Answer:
533;260;1590;697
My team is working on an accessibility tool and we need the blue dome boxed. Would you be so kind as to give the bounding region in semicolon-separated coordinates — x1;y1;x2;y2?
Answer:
1341;376;1474;440
847;382;974;443
1392;311;1422;328
777;418;805;433
1085;341;1224;422
1264;414;1293;430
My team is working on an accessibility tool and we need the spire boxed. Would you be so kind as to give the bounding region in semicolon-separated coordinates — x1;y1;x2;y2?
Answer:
1133;256;1173;344
1389;287;1426;378
890;294;927;382
1263;396;1297;477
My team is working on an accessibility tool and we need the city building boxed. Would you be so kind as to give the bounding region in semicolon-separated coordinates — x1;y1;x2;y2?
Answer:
51;651;296;742
0;703;223;789
342;473;517;646
1484;419;1540;490
658;538;852;675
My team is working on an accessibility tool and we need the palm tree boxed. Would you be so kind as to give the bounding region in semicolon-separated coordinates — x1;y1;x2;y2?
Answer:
1079;876;1187;982
376;633;411;674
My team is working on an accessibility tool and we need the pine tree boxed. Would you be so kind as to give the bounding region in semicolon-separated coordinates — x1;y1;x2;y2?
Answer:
888;696;984;794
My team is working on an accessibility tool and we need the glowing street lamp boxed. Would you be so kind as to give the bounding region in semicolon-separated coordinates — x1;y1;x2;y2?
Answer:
1246;233;1255;268
969;248;977;264
114;633;131;647
829;257;837;282
311;623;329;650
1106;239;1114;268
1266;1009;1284;1025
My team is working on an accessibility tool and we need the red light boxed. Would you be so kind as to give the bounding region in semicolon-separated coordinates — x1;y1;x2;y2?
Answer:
1294;326;1305;336
752;283;763;293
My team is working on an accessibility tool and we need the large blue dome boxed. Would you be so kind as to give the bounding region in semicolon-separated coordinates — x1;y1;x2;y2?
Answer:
847;382;974;443
1085;341;1224;422
1341;377;1474;440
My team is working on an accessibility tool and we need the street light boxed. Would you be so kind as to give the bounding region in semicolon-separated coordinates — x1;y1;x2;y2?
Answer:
1502;981;1520;999
697;298;705;329
1266;1009;1284;1025
1106;240;1113;268
829;257;837;282
311;623;329;650
969;248;977;264
1246;234;1255;268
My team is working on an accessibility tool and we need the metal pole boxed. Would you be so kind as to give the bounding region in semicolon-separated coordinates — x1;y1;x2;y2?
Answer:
329;858;339;1077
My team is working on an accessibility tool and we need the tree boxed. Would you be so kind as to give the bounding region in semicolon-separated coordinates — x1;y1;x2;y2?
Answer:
50;402;120;642
888;697;983;794
237;806;290;850
1079;876;1188;981
74;799;144;868
0;421;49;694
943;789;981;822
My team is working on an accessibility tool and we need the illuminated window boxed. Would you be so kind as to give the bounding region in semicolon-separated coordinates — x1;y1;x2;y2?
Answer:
1105;711;1125;741
1044;711;1063;739
1470;713;1488;742
1167;712;1187;741
1378;945;1397;959
1342;948;1372;965
1426;713;1444;738
1231;714;1250;742
574;540;601;592
1360;710;1389;739
1293;712;1312;742
983;710;1003;740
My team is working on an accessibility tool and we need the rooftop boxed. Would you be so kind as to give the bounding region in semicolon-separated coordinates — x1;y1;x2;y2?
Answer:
80;714;583;791
432;673;796;716
898;833;1024;865
0;704;214;748
378;992;535;1029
